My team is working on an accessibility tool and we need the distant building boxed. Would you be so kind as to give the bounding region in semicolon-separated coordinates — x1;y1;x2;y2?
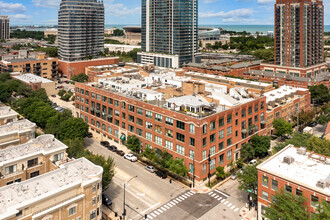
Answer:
0;106;18;126
0;119;36;149
257;145;330;219
0;157;103;220
198;27;221;40
139;0;199;68
58;0;104;61
104;44;141;53
123;26;141;43
0;16;10;40
44;28;58;37
275;0;324;68
10;73;57;96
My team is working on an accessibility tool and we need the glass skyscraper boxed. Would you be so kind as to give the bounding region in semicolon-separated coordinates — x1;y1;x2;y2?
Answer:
58;0;104;61
140;0;198;67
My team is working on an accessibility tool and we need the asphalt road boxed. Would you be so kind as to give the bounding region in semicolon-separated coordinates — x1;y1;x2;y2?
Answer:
84;138;187;220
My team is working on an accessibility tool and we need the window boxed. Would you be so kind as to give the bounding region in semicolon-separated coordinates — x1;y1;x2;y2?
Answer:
295;189;303;197
176;120;185;130
165;140;173;150
122;122;126;129
102;96;107;102
254;115;259;123
136;128;143;136
219;130;224;139
146;132;152;141
219;118;224;127
108;98;113;104
122;112;126;119
176;133;185;142
114;129;119;137
261;191;269;201
165;117;173;126
227;138;232;146
115;110;120;116
219;154;224;165
285;185;292;193
137;107;143;115
227;126;232;136
165;128;173;138
255;104;259;112
155;125;162;134
115;100;119;107
85;90;89;96
96;94;101;101
5;164;17;175
242;109;246;118
203;137;207;147
203;163;207;175
189;163;194;173
203;150;207;160
189;124;195;134
91;92;95;98
262;176;269;187
210;146;216;155
102;124;106;131
189;137;195;147
90;210;96;220
155;136;162;146
54;152;64;162
69;206;76;216
128;115;135;123
210;159;215;170
92;197;96;205
210;133;215;143
311;195;319;208
261;102;264;110
128;104;135;112
227;115;232;124
155;114;162;122
137;118;143;126
248;106;252;115
146;110;153;118
189;150;195;159
271;179;278;191
210;121;216;131
146;121;153;130
108;126;113;134
219;142;224;151
203;124;207;134
30;171;39;178
28;158;38;168
122;102;126;109
227;150;232;161
176;145;185;155
128;125;134;132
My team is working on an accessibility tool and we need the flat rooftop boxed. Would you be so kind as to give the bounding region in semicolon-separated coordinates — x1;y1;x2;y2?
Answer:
0;119;35;136
0;135;67;166
0;106;18;119
11;73;53;84
257;145;330;196
0;157;103;218
264;85;308;103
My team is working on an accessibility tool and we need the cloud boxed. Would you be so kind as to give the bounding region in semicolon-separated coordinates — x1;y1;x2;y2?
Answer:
0;1;26;13
258;0;275;4
9;14;31;23
200;8;253;19
104;0;140;17
32;0;60;8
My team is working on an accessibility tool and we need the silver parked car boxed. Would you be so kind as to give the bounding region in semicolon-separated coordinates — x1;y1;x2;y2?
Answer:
145;166;155;173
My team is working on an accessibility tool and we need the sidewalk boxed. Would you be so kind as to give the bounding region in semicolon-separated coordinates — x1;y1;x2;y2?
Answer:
240;206;257;220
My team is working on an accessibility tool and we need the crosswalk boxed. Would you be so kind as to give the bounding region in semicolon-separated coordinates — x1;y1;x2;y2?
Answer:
208;189;239;213
146;190;196;220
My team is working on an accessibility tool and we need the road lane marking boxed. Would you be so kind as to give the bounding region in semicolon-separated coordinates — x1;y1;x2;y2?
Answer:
172;200;178;204
179;196;185;200
132;202;161;220
182;195;187;199
190;191;196;194
147;217;153;220
217;197;222;201
170;201;176;206
167;203;173;207
227;203;232;208
154;210;160;215
164;205;169;209
208;192;214;195
214;195;219;199
231;205;235;209
215;189;229;198
176;198;182;202
184;193;191;197
234;208;239;212
211;194;216;197
221;199;226;202
157;209;163;213
150;213;157;217
161;207;167;211
224;201;229;205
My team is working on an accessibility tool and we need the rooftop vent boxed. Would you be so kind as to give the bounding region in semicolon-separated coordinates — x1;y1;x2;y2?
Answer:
297;147;307;155
283;156;294;164
316;179;326;189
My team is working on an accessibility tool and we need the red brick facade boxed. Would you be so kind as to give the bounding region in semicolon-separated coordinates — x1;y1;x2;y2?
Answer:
58;57;119;79
75;83;268;182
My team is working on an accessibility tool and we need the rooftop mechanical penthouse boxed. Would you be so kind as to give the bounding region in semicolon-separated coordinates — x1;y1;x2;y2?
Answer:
75;71;267;183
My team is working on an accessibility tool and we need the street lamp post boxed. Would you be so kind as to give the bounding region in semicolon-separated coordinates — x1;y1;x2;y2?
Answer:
123;175;137;220
186;152;195;188
208;154;211;187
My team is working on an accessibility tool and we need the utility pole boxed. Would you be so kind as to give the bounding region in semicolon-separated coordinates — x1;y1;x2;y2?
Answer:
123;175;137;220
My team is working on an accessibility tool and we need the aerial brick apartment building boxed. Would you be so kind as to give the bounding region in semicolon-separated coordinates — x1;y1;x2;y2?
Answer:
75;71;268;183
257;145;330;219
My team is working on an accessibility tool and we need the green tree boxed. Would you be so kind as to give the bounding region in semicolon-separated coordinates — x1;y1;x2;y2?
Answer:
0;83;12;102
71;73;89;83
23;101;57;128
294;110;314;129
58;89;66;97
45;109;72;137
57;118;89;141
237;164;258;199
168;159;188;176
113;29;124;36
251;135;271;158
126;135;141;153
240;144;255;162
313;200;330;220
215;166;226;180
272;118;293;136
199;40;203;48
63;138;86;158
309;84;330;105
264;190;308;220
307;136;330;157
317;114;330;125
61;93;72;101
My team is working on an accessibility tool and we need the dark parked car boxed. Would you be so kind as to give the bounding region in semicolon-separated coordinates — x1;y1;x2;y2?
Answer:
51;94;56;98
102;193;112;207
116;150;125;156
87;132;93;138
110;145;118;152
310;121;318;127
100;141;109;147
155;171;167;179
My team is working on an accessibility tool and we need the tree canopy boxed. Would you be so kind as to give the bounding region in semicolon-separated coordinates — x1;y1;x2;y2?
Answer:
58;117;89;141
71;73;89;83
272;119;293;136
309;84;330;105
237;164;258;200
251;135;271;158
126;135;142;153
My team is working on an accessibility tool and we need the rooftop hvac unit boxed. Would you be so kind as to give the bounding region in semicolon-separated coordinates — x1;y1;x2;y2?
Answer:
283;156;295;164
297;147;307;155
316;180;326;189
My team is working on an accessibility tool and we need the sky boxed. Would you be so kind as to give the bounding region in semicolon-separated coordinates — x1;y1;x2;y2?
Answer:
1;0;330;26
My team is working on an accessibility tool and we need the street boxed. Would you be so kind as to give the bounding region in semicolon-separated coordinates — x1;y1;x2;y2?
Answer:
85;138;247;220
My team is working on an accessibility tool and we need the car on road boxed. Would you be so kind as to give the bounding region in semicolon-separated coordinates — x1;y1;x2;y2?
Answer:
231;171;238;180
145;166;155;173
102;193;112;207
100;141;109;147
109;145;118;152
249;159;257;165
87;132;93;138
124;153;137;162
51;95;56;98
116;150;125;156
310;121;318;127
155;171;167;179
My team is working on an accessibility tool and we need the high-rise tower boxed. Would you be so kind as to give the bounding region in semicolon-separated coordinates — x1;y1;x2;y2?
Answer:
0;16;10;40
139;0;198;68
58;0;104;61
274;0;324;68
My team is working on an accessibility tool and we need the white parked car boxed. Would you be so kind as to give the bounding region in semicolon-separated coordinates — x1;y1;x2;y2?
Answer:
249;159;257;165
124;154;137;162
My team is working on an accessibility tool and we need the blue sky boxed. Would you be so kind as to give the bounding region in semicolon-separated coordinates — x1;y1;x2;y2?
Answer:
1;0;330;25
